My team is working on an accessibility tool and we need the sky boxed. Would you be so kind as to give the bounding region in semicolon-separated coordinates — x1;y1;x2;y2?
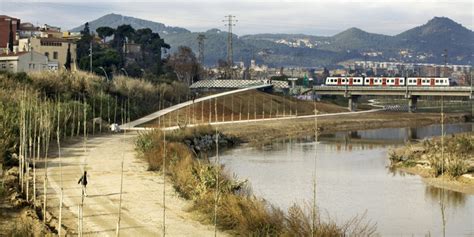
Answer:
1;0;473;36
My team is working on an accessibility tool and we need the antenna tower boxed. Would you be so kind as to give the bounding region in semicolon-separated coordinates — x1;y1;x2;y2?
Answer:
197;34;206;64
223;15;237;67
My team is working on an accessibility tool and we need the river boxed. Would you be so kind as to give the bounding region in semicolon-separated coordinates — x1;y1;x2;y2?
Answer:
218;123;474;236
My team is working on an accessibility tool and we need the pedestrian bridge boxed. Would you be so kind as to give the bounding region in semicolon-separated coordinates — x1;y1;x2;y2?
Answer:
190;79;288;90
120;83;273;130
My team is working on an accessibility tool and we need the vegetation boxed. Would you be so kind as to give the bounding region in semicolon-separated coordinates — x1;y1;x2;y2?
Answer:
76;22;171;79
136;126;376;236
0;70;189;166
389;133;474;177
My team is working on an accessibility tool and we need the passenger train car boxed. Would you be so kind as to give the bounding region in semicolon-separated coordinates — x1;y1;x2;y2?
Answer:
325;77;450;87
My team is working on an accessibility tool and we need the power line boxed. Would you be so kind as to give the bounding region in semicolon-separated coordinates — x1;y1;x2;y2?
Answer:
223;15;237;66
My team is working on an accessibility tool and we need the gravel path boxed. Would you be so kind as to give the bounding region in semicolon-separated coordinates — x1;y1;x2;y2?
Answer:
40;132;226;236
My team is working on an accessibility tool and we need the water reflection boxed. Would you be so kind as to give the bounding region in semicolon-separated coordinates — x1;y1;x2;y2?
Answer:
330;123;473;143
425;186;466;209
219;123;474;236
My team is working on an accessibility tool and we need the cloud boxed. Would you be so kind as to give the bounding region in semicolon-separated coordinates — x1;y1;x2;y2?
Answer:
1;0;472;35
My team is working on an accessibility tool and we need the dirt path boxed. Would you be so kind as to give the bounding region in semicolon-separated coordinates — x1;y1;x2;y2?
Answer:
40;132;226;236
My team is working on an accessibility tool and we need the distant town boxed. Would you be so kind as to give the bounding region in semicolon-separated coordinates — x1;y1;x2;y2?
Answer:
0;14;472;86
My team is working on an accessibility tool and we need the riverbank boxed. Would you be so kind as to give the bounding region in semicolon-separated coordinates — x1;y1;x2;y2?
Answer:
215;111;469;145
136;126;376;236
389;132;474;194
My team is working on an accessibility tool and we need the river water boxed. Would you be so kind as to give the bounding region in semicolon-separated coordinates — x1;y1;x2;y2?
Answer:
219;123;474;236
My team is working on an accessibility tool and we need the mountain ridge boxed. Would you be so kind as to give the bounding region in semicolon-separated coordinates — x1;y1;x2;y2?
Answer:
70;13;190;35
71;14;473;67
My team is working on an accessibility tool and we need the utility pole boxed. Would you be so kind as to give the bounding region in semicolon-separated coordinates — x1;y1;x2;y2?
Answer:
443;49;448;77
223;15;237;68
89;42;93;73
197;34;206;64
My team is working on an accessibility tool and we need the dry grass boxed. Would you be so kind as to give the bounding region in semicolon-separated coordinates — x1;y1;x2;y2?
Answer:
0;70;190;165
144;90;347;128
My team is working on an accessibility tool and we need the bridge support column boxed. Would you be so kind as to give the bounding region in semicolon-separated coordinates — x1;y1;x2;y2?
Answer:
408;96;418;113
407;127;418;141
348;95;359;112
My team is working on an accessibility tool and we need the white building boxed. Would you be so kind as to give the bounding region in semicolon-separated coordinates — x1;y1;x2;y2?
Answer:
0;51;49;73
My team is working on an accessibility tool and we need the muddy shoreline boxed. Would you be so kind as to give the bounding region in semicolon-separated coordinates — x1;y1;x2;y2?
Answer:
389;131;474;195
216;111;469;144
396;166;474;194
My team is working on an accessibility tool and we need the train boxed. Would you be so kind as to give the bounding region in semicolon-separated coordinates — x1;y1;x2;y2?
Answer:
325;77;452;87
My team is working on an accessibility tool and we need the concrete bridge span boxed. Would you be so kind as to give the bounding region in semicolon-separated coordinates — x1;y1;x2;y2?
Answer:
308;86;474;112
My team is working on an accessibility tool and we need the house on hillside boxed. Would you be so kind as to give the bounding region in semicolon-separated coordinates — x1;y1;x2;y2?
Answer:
0;51;48;73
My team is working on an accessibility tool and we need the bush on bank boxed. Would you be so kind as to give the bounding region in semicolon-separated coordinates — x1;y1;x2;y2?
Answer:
389;133;473;177
136;126;377;236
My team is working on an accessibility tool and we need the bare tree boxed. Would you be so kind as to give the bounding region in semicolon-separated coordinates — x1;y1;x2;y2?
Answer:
167;46;201;86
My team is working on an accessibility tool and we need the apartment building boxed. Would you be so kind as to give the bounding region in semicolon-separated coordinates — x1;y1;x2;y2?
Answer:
0;15;20;50
19;37;77;71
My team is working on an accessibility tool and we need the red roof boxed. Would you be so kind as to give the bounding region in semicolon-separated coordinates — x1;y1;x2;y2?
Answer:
0;15;19;20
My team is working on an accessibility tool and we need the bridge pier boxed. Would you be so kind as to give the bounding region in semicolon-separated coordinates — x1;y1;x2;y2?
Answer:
348;95;359;112
407;127;418;140
408;96;418;113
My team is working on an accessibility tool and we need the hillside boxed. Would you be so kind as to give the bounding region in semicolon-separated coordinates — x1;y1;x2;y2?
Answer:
394;17;474;62
72;14;474;67
70;13;189;35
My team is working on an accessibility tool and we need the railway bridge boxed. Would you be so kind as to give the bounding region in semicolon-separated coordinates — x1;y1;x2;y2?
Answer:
308;86;474;112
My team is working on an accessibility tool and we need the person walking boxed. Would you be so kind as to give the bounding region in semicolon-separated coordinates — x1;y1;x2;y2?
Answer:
78;171;88;197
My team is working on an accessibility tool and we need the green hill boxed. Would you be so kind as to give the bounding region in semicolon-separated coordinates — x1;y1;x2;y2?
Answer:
72;14;474;67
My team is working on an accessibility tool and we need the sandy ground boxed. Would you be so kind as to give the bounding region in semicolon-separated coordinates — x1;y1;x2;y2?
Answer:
38;132;227;236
